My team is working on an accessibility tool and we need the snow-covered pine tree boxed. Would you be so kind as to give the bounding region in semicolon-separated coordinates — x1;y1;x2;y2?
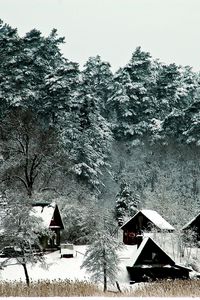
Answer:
115;180;139;221
159;100;200;146
107;47;156;143
0;20;22;116
16;28;67;118
0;20;79;126
61;198;98;244
154;63;197;119
41;53;80;125
82;55;114;117
60;77;113;192
81;210;123;292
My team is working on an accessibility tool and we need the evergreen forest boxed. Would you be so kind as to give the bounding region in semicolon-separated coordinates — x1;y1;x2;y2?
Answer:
1;20;200;243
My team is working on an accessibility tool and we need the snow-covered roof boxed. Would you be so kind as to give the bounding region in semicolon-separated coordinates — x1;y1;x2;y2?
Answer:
30;203;56;228
126;237;148;267
128;236;175;267
141;210;175;230
182;212;200;230
121;209;175;231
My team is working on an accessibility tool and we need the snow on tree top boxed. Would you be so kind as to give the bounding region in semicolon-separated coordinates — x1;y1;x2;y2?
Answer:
30;203;56;228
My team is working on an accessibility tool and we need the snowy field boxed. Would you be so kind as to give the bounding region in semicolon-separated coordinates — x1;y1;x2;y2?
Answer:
0;246;88;283
0;238;199;297
0;244;199;299
0;245;135;288
0;240;198;284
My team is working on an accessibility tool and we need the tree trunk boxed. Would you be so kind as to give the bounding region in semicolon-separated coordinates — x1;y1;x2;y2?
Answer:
116;281;122;293
22;263;30;287
103;248;107;292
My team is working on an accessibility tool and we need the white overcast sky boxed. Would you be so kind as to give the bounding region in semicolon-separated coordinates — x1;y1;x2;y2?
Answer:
1;0;200;71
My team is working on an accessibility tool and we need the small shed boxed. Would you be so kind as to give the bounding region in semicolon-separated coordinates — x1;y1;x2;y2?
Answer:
31;202;64;250
182;213;200;244
121;209;175;245
127;237;191;283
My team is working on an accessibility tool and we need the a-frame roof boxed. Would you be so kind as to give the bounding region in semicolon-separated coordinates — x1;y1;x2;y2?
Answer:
31;202;64;229
121;209;175;231
182;212;200;230
130;237;175;267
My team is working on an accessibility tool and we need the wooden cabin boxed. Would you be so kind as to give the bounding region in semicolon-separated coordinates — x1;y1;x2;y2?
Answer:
182;213;200;245
121;209;175;245
31;202;64;250
126;237;191;283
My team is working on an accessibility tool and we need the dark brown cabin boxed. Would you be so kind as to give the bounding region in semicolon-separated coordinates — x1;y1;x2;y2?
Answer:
182;213;200;245
121;209;175;245
127;237;191;283
31;202;64;250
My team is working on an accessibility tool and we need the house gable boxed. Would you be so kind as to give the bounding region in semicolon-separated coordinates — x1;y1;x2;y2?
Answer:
31;202;64;250
131;237;175;267
121;210;174;245
127;237;191;282
182;213;200;241
182;213;200;230
50;204;64;230
121;210;175;232
31;202;64;230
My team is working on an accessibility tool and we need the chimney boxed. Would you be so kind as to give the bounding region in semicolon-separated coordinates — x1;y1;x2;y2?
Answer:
136;234;143;248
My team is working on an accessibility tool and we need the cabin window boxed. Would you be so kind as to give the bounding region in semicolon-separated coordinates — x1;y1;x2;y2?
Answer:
129;232;135;238
152;252;159;262
152;252;156;259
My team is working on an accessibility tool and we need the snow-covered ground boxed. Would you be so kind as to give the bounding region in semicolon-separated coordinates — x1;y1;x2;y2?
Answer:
0;244;137;288
0;238;199;289
0;246;87;282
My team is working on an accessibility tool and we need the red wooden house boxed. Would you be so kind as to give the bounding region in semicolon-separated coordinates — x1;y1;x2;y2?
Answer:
121;209;175;245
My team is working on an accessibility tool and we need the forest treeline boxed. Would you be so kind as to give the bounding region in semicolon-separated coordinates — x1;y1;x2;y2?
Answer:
1;20;200;241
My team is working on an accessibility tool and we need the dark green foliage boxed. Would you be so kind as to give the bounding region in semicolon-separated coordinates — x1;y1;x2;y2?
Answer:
160;101;200;146
115;180;139;220
60;56;113;191
107;47;156;141
1;19;200;244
